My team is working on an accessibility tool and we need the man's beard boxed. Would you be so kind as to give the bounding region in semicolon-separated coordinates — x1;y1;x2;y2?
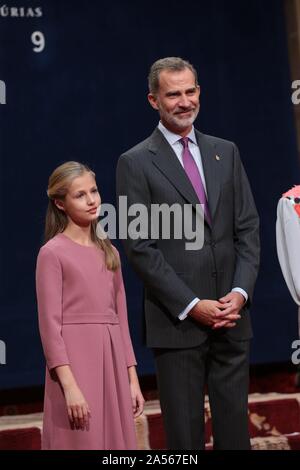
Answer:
160;106;199;132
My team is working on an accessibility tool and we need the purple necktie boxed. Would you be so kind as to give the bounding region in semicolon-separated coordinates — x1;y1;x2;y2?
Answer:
180;137;211;225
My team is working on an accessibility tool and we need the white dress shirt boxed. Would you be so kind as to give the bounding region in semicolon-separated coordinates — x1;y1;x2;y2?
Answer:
158;122;248;320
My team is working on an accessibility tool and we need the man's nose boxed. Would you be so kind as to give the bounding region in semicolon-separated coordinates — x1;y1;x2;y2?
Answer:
178;94;190;108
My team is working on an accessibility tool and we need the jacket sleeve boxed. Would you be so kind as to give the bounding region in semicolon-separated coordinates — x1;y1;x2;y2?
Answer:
231;143;260;304
113;253;137;367
116;153;197;320
36;245;70;370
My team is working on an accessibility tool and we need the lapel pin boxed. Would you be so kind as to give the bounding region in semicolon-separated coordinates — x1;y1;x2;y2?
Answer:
215;155;220;161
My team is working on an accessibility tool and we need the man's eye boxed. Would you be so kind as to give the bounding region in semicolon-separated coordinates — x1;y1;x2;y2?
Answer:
92;189;98;193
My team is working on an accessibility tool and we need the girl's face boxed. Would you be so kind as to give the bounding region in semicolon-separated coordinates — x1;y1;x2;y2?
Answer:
56;172;101;226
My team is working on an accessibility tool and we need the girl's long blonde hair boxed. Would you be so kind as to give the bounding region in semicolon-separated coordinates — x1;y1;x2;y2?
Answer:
45;161;119;271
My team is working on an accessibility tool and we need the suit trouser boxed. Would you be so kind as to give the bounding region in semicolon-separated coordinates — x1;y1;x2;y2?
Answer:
153;333;251;450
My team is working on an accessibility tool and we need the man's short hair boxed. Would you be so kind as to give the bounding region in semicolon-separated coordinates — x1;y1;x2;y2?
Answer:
148;57;198;95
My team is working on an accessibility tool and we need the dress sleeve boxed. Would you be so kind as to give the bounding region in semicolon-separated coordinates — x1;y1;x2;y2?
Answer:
36;245;70;370
114;254;137;368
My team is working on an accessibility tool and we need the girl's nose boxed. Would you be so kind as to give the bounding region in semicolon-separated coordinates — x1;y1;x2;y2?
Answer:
87;194;95;204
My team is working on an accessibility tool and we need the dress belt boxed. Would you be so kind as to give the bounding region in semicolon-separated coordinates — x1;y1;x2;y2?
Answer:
62;313;119;325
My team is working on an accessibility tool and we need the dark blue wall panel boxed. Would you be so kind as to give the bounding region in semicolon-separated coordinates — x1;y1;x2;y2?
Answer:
0;0;299;389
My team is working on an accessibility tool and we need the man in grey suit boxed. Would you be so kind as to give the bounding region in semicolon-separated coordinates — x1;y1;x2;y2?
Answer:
116;57;260;450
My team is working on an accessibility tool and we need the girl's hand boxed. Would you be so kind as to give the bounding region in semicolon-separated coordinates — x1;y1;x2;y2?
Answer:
64;385;91;429
130;381;145;418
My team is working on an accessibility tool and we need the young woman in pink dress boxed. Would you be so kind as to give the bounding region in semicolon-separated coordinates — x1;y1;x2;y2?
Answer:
36;161;144;450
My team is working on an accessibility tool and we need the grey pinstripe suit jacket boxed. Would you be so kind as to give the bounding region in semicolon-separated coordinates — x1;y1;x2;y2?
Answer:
116;128;260;348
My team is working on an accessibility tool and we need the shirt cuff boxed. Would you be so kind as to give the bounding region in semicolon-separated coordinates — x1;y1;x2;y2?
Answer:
232;287;248;303
178;297;200;321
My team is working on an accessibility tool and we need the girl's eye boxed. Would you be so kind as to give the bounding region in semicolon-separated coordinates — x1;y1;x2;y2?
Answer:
92;188;98;193
76;194;84;198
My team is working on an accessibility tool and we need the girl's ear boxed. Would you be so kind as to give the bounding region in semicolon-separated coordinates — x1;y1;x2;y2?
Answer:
54;199;65;212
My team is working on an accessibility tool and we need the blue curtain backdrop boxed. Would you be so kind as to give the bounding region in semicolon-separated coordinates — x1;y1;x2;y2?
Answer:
0;0;299;389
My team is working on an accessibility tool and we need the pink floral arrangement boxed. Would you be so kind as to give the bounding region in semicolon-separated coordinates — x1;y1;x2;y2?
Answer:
283;185;300;217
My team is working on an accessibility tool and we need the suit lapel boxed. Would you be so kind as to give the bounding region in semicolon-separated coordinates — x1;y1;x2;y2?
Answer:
148;128;222;224
195;130;222;222
149;128;200;208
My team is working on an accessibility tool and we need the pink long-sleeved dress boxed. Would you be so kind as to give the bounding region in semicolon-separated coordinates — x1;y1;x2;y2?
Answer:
35;233;137;450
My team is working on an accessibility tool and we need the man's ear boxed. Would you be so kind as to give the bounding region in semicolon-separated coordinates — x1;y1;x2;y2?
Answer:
54;199;65;212
148;93;159;110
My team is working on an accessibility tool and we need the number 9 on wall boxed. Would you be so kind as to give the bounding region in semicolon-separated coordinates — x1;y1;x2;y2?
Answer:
31;31;45;53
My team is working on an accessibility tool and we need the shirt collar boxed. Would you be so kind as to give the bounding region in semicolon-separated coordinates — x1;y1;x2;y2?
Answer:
158;121;198;146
